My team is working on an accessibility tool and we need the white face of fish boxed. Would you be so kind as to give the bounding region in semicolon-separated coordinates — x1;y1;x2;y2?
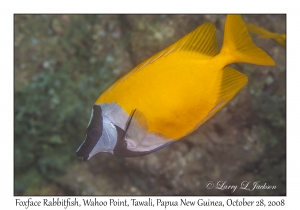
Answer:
76;103;175;160
88;115;117;158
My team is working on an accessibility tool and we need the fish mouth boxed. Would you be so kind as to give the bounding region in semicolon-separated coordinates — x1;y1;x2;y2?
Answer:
76;148;89;161
76;134;100;161
76;146;89;161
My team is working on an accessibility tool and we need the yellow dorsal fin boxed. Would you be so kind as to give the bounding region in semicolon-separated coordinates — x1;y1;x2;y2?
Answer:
220;15;275;66
178;22;218;56
189;66;248;134
104;21;219;94
133;22;218;71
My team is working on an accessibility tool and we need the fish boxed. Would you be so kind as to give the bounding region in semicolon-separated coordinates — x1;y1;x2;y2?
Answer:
76;15;275;160
247;23;286;48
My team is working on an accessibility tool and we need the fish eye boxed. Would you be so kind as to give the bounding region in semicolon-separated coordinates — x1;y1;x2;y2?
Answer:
87;127;101;139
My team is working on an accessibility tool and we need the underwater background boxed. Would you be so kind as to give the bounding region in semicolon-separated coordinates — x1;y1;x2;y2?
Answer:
14;14;286;195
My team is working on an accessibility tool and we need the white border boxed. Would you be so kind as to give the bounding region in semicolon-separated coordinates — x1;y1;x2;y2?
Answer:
3;0;296;209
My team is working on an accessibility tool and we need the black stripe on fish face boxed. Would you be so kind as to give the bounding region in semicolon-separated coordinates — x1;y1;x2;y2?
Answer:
76;105;103;161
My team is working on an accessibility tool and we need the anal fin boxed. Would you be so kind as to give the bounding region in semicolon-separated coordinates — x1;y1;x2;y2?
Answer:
195;66;248;129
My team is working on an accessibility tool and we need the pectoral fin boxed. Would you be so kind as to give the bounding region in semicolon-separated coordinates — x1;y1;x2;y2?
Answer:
124;109;148;149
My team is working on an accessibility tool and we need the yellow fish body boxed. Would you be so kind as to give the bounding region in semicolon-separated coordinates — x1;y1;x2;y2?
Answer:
247;23;286;48
76;15;275;160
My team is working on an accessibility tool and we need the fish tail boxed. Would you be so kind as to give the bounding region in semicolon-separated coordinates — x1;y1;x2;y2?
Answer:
220;15;275;66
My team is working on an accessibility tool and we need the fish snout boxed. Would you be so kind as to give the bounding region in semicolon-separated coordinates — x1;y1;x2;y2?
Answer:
76;143;90;161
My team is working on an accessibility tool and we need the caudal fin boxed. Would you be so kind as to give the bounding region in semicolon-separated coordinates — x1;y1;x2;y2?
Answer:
220;15;275;66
